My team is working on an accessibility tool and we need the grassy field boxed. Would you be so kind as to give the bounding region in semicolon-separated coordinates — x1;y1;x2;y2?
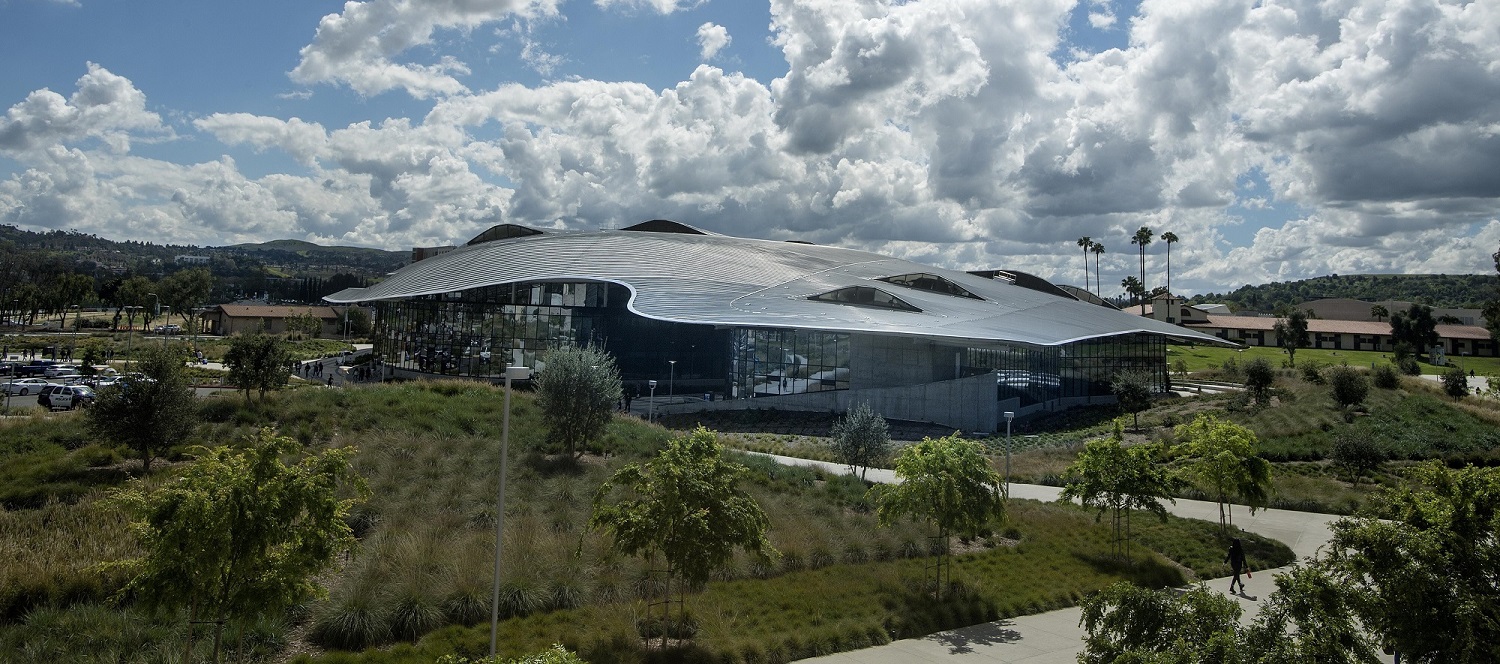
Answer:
1167;343;1500;377
0;381;1294;664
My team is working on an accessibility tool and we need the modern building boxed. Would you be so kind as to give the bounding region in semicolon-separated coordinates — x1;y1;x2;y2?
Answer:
326;221;1229;432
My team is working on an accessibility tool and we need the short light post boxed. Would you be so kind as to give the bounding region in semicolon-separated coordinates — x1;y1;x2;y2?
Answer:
489;365;532;659
648;379;658;423
1003;411;1015;500
668;360;676;400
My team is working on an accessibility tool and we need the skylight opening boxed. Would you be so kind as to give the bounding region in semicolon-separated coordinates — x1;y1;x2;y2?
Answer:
879;273;983;300
808;286;922;312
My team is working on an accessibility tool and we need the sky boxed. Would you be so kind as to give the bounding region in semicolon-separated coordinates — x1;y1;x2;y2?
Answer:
0;0;1497;297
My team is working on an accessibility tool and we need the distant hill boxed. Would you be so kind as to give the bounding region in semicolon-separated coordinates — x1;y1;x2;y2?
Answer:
1189;274;1498;312
228;239;407;262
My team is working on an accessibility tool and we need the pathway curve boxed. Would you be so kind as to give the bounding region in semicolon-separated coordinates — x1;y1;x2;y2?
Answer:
748;454;1342;664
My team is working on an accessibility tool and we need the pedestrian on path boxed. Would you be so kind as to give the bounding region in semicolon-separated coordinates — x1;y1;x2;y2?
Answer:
1226;538;1249;594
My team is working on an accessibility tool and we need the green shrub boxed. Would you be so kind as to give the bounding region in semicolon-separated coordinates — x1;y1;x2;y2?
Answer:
1326;365;1369;409
1371;364;1401;389
1442;367;1470;399
1299;361;1325;384
1398;357;1422;376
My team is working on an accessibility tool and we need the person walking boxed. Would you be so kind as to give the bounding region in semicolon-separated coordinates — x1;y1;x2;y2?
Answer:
1226;538;1249;594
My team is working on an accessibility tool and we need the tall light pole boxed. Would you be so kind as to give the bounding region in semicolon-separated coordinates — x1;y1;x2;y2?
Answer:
1003;411;1014;501
489;364;532;658
147;293;161;346
124;306;137;370
648;379;657;423
668;360;676;399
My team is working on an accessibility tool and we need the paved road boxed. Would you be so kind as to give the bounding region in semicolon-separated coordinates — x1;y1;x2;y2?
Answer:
750;454;1342;664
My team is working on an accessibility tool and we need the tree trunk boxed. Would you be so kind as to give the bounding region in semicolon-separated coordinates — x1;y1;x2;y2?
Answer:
212;619;224;664
185;599;198;664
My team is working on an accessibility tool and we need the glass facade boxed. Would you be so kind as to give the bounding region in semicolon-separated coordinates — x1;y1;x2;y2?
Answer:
958;333;1167;407
728;328;851;398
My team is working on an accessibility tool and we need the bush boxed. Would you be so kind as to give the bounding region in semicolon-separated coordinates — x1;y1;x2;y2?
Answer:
1398;357;1422;376
1299;361;1325;384
1244;358;1275;403
1330;434;1385;482
1326;366;1369;409
1371;364;1401;389
1442;367;1469;399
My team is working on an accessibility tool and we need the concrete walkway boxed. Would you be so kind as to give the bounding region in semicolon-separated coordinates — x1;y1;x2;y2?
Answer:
750;454;1341;664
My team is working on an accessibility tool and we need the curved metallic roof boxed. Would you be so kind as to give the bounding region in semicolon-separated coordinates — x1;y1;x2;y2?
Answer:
327;229;1232;348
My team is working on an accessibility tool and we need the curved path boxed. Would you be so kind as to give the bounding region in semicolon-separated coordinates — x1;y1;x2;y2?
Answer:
750;454;1341;664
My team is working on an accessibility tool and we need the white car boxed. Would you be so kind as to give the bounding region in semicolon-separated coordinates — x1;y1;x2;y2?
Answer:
43;364;80;378
3;378;52;396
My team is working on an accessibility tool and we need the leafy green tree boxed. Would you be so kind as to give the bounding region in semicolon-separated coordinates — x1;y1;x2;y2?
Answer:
285;311;323;339
342;306;371;337
115;275;153;331
1111;370;1153;429
160;267;214;330
1486;246;1500;341
1442;365;1470;399
1174;414;1271;535
223;333;293;401
436;644;586;664
1326;365;1369;409
1272;309;1310;367
49;272;95;331
1330;434;1384;484
591;427;773;647
1321;463;1500;663
1370;363;1401;389
1243;357;1275;404
1390;303;1439;357
1078;582;1243;664
1060;421;1181;559
87;344;197;473
871;433;1005;598
831;402;890;481
1242;564;1382;663
534;344;622;458
109;429;365;663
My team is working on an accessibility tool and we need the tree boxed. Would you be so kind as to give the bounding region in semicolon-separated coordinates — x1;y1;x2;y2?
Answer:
116;275;153;331
109;429;365;663
1442;365;1470;399
1240;564;1382;664
1131;226;1153;296
1076;236;1093;295
830;402;890;481
1321;463;1500;663
1060;421;1180;560
1110;369;1153;429
1120;275;1145;306
87;344;197;473
1370;304;1389;322
1330;433;1384;483
1078;582;1243;664
1272;309;1310;367
1370;362;1401;389
534;344;622;458
160;267;214;329
1390;303;1439;357
1174;414;1271;535
1160;231;1178;294
1326;365;1369;409
1243;357;1275;404
871;433;1005;598
49;272;95;331
343;306;371;337
590;427;773;647
1090;241;1105;298
223;333;293;401
1486;245;1500;341
285;311;323;340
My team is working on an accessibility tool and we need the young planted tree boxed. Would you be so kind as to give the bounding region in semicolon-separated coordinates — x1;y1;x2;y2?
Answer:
590;427;773;647
1326;365;1369;409
1273;309;1310;367
223;333;293;401
1111;370;1154;429
871;433;1005;598
1442;366;1470;399
1330;434;1384;484
1321;463;1500;663
830;402;890;480
534;344;622;458
1060;421;1181;560
1243;357;1275;405
1174;414;1272;536
87;344;197;473
109;429;366;664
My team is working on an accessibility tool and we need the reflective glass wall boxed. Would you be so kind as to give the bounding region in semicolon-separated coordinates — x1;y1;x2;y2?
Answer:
728;328;851;398
958;333;1166;406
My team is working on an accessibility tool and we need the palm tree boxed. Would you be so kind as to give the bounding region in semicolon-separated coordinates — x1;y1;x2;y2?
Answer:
1160;231;1178;294
1121;276;1144;306
1371;304;1389;322
1130;226;1153;297
1076;236;1093;295
1090;242;1105;298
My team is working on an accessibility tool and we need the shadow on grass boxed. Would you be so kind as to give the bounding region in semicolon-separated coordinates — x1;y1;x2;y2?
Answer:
1072;551;1186;589
520;452;588;477
877;578;1001;641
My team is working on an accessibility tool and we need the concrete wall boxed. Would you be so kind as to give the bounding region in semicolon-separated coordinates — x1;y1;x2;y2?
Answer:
849;333;947;389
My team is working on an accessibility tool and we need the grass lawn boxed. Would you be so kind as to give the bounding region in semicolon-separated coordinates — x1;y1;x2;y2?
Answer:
1167;343;1500;377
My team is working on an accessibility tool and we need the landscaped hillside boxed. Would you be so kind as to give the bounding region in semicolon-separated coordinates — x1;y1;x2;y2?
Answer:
0;381;1290;664
1188;273;1497;311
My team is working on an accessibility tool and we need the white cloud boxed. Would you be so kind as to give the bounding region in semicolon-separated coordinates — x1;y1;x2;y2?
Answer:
290;0;563;98
593;0;705;14
696;22;731;61
0;63;170;154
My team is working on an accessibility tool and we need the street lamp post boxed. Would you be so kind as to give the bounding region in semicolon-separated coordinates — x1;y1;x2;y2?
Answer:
1003;411;1014;500
489;365;532;659
668;360;676;399
648;379;657;423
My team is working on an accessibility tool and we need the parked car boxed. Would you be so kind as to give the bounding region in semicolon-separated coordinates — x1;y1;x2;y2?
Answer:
17;360;61;377
43;364;80;378
154;324;182;335
47;370;84;384
48;385;96;410
2;377;51;396
38;384;67;409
